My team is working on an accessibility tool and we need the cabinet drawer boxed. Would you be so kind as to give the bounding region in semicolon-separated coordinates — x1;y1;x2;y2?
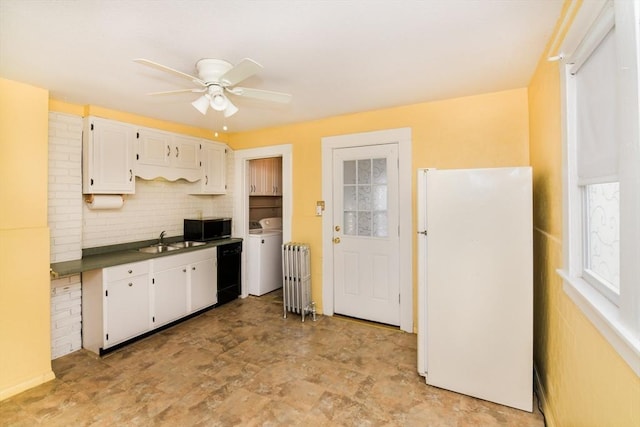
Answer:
104;261;149;282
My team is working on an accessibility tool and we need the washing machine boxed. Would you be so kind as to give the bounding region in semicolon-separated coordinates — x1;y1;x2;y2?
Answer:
248;217;283;296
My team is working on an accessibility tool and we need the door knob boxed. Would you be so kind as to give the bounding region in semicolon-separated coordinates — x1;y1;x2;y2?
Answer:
333;237;341;244
335;225;341;232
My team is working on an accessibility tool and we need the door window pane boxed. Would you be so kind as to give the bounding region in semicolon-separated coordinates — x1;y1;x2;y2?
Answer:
358;160;371;184
358;212;372;236
344;160;356;185
358;185;372;211
344;186;357;211
373;185;387;211
373;212;388;237
344;211;357;236
373;158;387;184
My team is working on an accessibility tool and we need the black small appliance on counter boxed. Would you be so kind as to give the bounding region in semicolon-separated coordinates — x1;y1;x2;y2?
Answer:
184;217;232;241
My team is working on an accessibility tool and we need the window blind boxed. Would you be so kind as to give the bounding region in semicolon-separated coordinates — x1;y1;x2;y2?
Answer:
574;27;619;185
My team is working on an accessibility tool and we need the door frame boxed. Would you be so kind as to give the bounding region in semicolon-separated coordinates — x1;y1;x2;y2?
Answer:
321;128;412;332
233;144;292;298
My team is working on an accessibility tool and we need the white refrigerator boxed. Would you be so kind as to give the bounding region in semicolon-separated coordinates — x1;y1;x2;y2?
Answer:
417;167;533;412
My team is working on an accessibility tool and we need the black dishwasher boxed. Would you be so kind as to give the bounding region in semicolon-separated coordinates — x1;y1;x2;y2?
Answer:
216;241;242;306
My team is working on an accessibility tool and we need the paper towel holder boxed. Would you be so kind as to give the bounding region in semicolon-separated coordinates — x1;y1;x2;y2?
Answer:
84;194;125;210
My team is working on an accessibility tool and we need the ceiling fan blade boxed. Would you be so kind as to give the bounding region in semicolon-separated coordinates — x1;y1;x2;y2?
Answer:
219;58;263;87
147;88;206;96
228;86;292;104
134;58;206;86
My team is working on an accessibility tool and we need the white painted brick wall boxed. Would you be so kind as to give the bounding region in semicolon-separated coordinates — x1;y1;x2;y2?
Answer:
50;275;82;359
48;113;83;263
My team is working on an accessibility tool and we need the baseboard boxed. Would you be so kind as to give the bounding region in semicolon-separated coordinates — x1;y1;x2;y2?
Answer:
534;365;557;427
0;370;56;401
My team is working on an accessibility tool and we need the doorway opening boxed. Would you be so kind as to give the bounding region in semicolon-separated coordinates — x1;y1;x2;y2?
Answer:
233;145;292;299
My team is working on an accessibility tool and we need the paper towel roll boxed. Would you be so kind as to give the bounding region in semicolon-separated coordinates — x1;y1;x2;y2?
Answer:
86;195;124;210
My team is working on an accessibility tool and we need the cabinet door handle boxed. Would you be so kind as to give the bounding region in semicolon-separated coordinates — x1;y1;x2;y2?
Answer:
128;269;133;274
176;146;179;158
192;266;196;271
128;282;133;287
183;268;187;273
205;175;208;185
129;169;133;182
167;145;171;157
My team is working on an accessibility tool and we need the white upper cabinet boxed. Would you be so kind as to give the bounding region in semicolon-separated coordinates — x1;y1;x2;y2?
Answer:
136;128;200;182
137;127;171;167
194;141;227;194
83;116;136;194
172;135;201;170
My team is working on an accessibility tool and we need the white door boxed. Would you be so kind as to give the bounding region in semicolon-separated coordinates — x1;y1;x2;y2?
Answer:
418;167;533;412
172;135;200;170
153;266;189;327
190;257;217;311
105;275;150;347
332;144;400;325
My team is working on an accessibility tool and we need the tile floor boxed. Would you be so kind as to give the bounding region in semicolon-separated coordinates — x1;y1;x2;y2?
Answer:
1;291;545;426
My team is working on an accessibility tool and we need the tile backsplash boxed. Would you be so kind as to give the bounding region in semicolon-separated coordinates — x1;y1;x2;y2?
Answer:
82;175;233;248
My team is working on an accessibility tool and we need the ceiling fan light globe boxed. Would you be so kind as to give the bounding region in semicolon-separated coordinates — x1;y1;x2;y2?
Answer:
224;99;239;118
191;94;210;115
210;93;228;111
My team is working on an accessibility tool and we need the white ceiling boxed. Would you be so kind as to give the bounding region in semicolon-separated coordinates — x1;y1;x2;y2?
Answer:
0;0;563;133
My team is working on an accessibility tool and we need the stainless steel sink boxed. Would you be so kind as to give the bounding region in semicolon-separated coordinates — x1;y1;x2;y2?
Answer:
138;244;180;254
169;241;206;249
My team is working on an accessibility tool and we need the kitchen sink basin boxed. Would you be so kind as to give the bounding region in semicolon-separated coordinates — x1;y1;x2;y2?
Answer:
169;241;206;248
138;244;180;254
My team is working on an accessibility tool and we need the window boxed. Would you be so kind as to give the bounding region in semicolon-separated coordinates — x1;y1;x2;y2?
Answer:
343;158;388;237
559;0;640;375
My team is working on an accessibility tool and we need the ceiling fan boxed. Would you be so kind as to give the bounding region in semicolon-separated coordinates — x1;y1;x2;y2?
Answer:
134;58;292;118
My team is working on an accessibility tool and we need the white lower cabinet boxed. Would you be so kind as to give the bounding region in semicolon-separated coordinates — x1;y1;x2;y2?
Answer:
105;275;151;346
151;248;216;327
82;261;151;354
152;263;189;328
82;247;217;354
190;256;217;311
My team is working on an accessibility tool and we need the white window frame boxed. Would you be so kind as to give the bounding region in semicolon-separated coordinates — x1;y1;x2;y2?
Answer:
557;0;640;376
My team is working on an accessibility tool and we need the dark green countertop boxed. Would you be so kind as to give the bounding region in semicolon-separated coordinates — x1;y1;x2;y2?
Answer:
50;237;243;278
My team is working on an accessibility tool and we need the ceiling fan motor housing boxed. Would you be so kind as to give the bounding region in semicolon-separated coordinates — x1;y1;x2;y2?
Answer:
196;59;233;84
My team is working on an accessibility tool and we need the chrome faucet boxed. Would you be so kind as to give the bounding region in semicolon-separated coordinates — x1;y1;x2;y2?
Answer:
159;230;166;245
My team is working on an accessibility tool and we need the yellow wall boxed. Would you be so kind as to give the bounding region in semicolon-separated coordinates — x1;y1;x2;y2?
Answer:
0;78;55;399
229;88;530;316
528;2;640;426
